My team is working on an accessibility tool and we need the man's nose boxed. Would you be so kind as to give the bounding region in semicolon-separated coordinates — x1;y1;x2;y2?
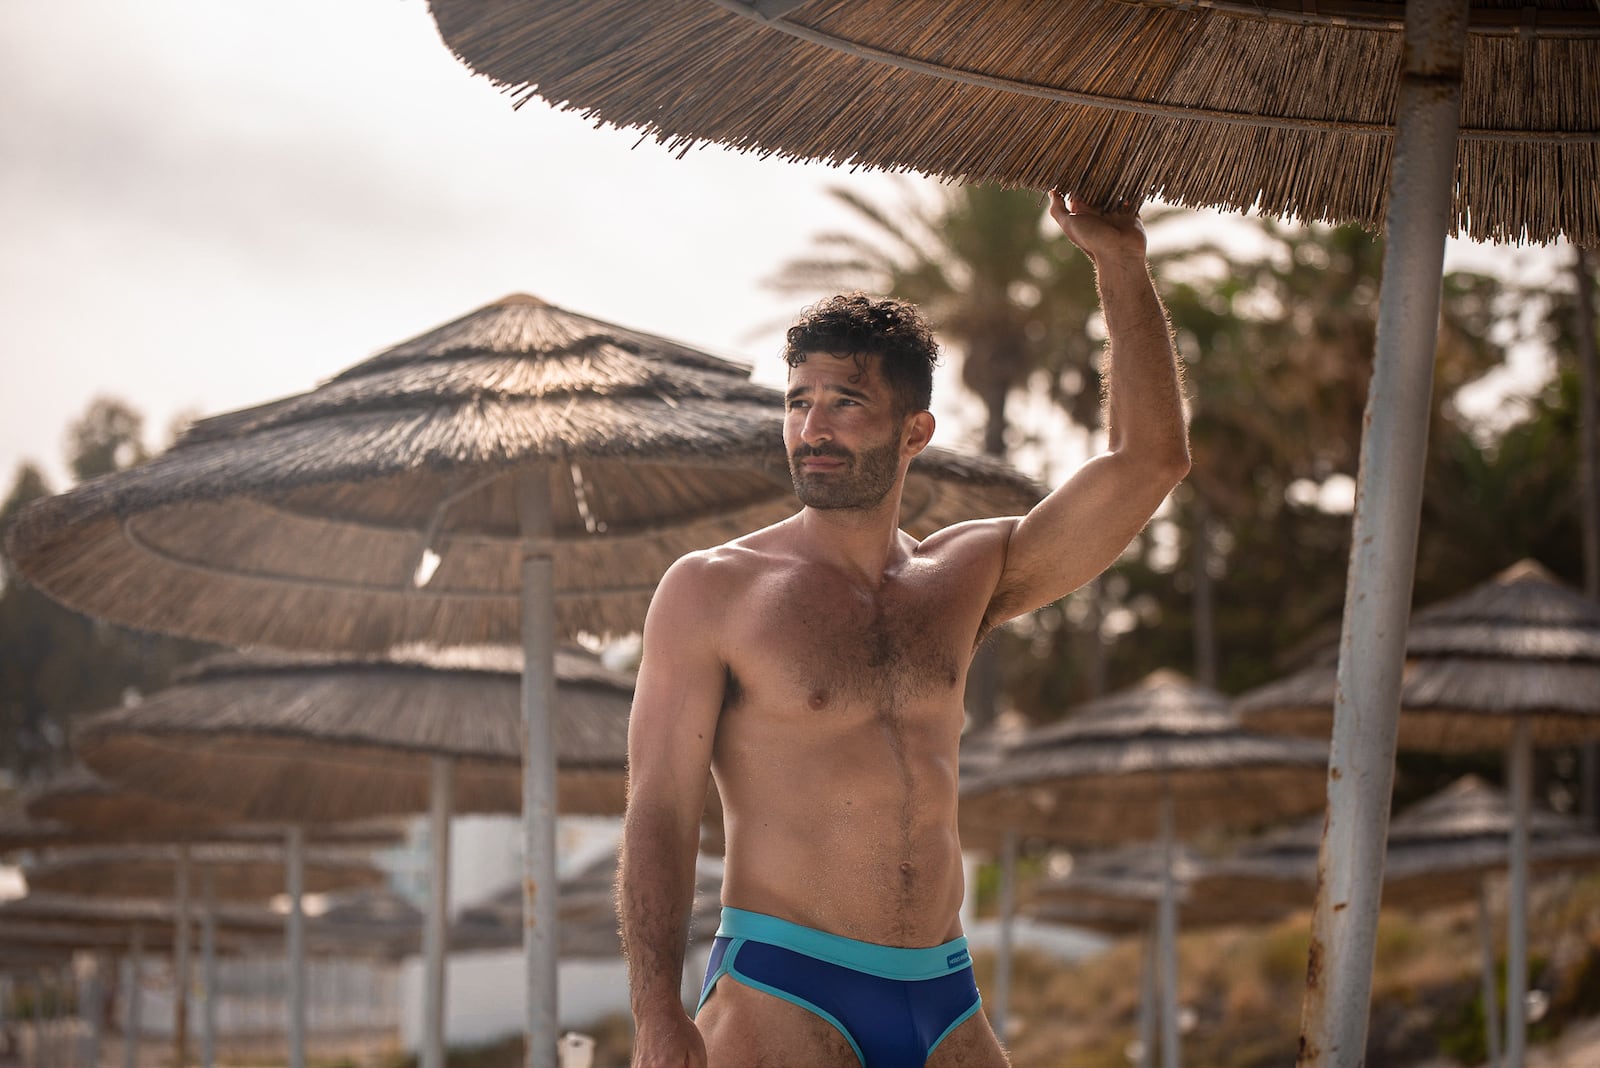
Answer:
800;408;832;446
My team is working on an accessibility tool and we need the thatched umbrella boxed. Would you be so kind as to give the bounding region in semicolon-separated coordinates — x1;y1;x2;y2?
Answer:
1198;776;1600;1066
18;767;400;1068
5;292;1038;1068
21;845;383;903
72;643;635;1068
1235;560;1600;1066
1028;844;1288;1068
961;671;1327;1068
427;6;1599;1063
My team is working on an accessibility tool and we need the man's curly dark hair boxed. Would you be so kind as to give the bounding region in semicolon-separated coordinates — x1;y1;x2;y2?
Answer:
782;292;940;417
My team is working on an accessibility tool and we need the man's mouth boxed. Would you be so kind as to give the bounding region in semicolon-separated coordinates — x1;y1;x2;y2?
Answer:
793;448;850;471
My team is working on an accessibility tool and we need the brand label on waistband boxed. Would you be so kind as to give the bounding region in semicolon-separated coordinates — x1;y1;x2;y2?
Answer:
947;949;970;968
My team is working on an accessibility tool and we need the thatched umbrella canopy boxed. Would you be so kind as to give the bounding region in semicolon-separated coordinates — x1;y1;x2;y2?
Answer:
23;844;383;902
1196;775;1600;1067
18;767;405;849
73;642;636;1068
1031;845;1287;930
5;291;1038;1068
0;893;277;940
962;670;1326;1066
74;645;634;822
962;671;1329;844
1028;843;1289;1068
3;293;1037;652
1196;776;1600;911
427;0;1599;247
1237;560;1600;750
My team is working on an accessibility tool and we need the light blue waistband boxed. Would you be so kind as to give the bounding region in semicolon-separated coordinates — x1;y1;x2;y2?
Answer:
715;907;972;981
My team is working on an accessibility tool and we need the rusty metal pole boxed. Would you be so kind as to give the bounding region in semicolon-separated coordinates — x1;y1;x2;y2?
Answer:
519;468;560;1068
1295;0;1468;1062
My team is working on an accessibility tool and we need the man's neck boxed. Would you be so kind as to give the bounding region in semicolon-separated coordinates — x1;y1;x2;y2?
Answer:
792;493;908;588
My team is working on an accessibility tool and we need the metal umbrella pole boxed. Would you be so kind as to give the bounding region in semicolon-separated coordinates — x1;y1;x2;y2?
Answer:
287;825;307;1068
1477;880;1502;1068
520;469;560;1068
202;866;218;1068
1157;784;1180;1068
1139;924;1157;1068
992;828;1018;1040
1506;720;1532;1067
424;756;454;1068
175;844;192;1068
122;926;143;1068
1300;0;1468;1063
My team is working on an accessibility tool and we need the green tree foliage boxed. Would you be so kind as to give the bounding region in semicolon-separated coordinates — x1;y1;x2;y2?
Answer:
768;180;1105;456
0;401;209;784
66;397;149;483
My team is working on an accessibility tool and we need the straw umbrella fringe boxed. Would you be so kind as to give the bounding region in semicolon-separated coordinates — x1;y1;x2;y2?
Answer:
22;845;384;901
428;0;1600;247
74;646;634;821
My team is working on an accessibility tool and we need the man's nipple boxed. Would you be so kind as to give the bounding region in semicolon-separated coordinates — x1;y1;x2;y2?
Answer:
808;689;830;710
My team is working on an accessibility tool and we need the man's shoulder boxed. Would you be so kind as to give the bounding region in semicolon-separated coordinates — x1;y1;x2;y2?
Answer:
659;523;793;596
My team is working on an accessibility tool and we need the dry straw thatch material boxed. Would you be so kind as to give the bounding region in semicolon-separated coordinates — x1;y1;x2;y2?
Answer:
74;645;635;823
1029;844;1288;931
22;844;385;903
4;293;1039;652
428;0;1599;247
960;671;1329;844
17;767;404;848
1194;776;1600;912
1235;560;1600;751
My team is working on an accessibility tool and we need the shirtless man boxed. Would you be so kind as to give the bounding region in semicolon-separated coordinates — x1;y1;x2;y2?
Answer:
620;192;1190;1068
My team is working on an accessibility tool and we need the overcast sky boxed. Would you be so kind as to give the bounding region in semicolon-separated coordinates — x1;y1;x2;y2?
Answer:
1;2;1565;493
0;1;930;488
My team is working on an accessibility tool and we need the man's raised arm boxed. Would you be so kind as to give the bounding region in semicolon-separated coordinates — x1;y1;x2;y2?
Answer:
619;556;725;1068
984;191;1190;627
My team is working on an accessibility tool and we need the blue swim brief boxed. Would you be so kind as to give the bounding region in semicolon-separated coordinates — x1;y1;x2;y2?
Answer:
696;906;983;1068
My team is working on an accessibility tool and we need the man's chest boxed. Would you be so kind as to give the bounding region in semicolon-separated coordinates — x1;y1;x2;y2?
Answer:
724;563;984;713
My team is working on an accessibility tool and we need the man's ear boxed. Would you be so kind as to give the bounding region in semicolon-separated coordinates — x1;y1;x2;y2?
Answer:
901;410;935;456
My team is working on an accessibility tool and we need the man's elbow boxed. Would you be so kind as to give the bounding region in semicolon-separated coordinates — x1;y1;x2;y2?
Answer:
1130;443;1191;493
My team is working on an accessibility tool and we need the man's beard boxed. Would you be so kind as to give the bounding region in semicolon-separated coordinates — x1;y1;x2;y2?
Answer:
789;438;901;511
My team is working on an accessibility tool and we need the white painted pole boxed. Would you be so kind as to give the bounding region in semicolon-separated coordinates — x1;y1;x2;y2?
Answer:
1158;786;1180;1068
424;756;454;1068
123;927;143;1068
1478;879;1502;1068
1506;721;1532;1068
174;844;192;1068
1297;0;1467;1062
287;826;307;1068
85;956;105;1068
992;828;1017;1039
202;867;218;1068
518;468;559;1068
1139;921;1157;1068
